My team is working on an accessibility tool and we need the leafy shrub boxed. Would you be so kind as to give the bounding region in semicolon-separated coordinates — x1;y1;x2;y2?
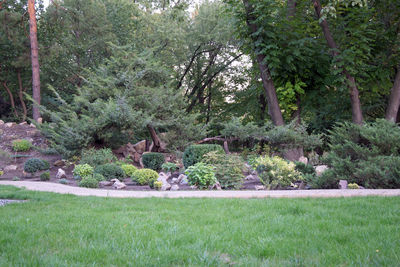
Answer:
80;148;117;167
79;176;99;188
94;163;125;181
40;160;50;170
132;169;158;186
24;158;48;174
255;156;302;189
0;170;3;176
142;153;165;171
348;183;359;189
12;139;32;152
121;164;138;177
59;178;68;184
185;162;217;189
73;164;94;179
93;173;105;182
153;181;162;190
183;144;224;168
202;151;244;189
40;171;50;181
161;162;178;173
322;120;400;188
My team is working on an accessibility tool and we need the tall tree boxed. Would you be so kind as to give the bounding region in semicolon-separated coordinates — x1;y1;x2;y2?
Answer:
312;0;363;124
242;0;284;126
28;0;41;121
386;68;400;122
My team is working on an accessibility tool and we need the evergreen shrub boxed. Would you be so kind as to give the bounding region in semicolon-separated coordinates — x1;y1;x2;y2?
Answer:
183;144;224;168
142;153;165;171
94;163;125;181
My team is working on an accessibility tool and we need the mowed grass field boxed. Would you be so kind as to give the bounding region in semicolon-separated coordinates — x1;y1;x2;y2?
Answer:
0;185;399;266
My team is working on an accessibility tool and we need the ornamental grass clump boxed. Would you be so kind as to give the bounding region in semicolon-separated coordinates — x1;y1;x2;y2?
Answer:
253;156;302;189
12;139;32;152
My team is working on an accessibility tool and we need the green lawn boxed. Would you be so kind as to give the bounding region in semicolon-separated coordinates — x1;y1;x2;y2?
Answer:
0;186;399;266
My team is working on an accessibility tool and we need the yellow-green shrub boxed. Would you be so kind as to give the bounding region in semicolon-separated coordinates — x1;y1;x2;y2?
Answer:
132;169;158;186
254;156;302;189
121;164;138;177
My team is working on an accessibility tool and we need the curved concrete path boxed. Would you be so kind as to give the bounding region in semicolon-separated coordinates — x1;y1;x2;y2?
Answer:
1;181;400;198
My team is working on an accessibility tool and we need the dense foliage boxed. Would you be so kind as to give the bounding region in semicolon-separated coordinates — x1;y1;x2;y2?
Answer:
183;144;224;168
24;158;49;175
202;151;245;189
132;169;159;186
141;153;165;171
185;162;217;189
94;163;125;182
319;120;400;189
12;139;32;152
80;148;117;167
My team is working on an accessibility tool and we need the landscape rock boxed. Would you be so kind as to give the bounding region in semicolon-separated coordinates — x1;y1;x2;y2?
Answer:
4;165;18;172
0;120;4;125
133;152;141;163
111;179;127;190
210;181;222;190
179;176;189;185
315;165;329;176
177;174;186;182
190;185;198;190
19;121;27;125
56;168;67;179
99;181;113;187
171;178;179;184
245;174;258;180
157;173;171;191
338;180;348;189
133;140;146;154
170;185;179;191
54;160;65;167
298;156;308;165
255;185;266;190
30;123;36;128
5;122;15;128
37;118;43;124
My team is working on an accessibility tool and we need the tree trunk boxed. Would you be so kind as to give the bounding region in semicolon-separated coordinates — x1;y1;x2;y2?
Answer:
287;0;296;18
2;82;19;118
17;71;27;121
147;124;164;152
243;0;284;126
28;0;41;122
312;0;363;124
385;67;400;122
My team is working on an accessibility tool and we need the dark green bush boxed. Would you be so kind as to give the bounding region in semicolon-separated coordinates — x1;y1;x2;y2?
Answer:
40;160;50;171
183;144;224;168
202;151;244;189
294;161;315;176
24;158;48;174
321;119;400;188
80;148;117;167
79;176;99;188
94;163;125;181
40;171;50;181
142;153;165;171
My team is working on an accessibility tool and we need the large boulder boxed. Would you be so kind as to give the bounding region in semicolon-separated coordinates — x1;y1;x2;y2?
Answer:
111;179;127;190
133;140;147;154
315;165;329;176
157;173;171;191
298;156;308;165
4;165;18;172
338;180;348;189
170;185;179;191
56;168;67;179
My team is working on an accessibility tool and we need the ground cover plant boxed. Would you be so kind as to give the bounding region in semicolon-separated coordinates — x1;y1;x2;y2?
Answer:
0;186;399;266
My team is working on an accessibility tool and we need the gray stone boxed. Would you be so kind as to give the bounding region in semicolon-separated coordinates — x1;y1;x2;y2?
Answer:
171;178;179;184
255;185;266;190
298;156;308;165
157;173;171;191
315;165;329;176
56;168;67;179
133;140;146;154
54;160;65;167
19;121;28;125
245;174;258;180
4;165;17;172
99;180;113;187
210;181;222;190
5;122;14;128
0;120;4;125
339;180;348;189
111;179;126;190
170;185;179;191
